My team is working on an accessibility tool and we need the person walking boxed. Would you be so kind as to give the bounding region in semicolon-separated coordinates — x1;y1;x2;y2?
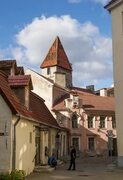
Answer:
67;146;76;170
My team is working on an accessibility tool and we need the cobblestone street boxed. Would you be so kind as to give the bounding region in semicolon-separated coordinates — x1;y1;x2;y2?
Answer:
27;156;123;180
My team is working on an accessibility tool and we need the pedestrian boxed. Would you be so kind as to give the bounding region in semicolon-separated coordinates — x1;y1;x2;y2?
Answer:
67;146;76;170
48;153;57;169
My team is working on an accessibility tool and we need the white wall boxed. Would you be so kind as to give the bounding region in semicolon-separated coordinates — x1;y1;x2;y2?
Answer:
111;2;123;166
25;69;53;109
0;95;13;172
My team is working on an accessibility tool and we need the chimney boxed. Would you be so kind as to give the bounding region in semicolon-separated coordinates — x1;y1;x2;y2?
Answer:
100;88;107;97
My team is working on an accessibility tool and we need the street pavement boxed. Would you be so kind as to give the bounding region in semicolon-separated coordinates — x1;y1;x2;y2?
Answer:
27;156;123;180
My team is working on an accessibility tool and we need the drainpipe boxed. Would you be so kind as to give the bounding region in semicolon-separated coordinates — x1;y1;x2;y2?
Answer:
12;115;21;170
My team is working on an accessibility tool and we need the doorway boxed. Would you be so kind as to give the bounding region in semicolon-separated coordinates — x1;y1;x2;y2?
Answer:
35;128;40;165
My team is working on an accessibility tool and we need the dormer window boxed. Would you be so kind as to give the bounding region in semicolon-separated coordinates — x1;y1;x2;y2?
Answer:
72;114;78;128
47;67;50;75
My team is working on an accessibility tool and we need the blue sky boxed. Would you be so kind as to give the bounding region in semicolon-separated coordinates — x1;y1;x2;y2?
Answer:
0;0;112;89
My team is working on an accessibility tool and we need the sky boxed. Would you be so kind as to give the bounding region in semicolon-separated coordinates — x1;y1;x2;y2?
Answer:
0;0;112;89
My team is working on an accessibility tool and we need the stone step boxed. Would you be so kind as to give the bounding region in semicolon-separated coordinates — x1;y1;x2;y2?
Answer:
34;165;55;173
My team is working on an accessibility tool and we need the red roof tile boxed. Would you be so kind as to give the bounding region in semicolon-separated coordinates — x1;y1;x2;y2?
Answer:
0;60;16;68
40;36;72;71
30;92;60;128
0;71;60;128
53;89;115;113
8;75;33;89
0;71;33;118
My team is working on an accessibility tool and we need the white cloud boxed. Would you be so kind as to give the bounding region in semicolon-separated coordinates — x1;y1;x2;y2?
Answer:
8;15;112;88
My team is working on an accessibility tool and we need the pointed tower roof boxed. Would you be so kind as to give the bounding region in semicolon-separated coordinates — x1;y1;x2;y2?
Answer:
40;36;72;71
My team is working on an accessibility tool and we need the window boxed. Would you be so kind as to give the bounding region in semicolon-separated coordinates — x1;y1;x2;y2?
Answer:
47;67;50;75
88;116;93;128
99;116;105;128
72;114;78;128
88;137;95;151
112;116;116;129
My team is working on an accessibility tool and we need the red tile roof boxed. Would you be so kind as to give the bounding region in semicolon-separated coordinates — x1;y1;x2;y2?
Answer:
0;71;60;128
0;60;17;68
0;71;33;118
40;36;72;71
30;92;60;128
53;88;115;113
8;75;33;89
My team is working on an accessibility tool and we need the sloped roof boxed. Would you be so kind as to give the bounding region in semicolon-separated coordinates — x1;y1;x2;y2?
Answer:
0;71;60;128
0;60;17;69
53;88;115;113
30;92;60;128
104;0;123;11
8;75;33;90
0;71;33;118
40;36;72;71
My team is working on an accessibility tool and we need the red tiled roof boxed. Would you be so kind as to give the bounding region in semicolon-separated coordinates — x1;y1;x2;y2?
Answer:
0;71;60;128
0;60;17;68
53;89;115;113
8;75;33;89
40;36;72;71
30;92;60;128
0;71;33;118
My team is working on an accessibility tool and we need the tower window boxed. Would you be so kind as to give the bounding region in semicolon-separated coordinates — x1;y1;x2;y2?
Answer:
47;67;50;75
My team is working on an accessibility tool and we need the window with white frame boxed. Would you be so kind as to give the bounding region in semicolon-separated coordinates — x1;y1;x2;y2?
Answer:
72;114;78;128
88;116;94;128
99;116;105;128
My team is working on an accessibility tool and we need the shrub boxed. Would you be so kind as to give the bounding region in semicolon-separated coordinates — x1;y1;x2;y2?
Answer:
0;170;26;180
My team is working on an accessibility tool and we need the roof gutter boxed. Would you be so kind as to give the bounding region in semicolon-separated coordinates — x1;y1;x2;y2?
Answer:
19;114;61;130
12;115;21;170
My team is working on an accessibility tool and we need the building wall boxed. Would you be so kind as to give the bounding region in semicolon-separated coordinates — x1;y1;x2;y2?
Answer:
25;69;53;109
42;66;72;88
0;95;13;172
56;107;116;157
40;130;49;165
16;118;36;175
111;2;123;165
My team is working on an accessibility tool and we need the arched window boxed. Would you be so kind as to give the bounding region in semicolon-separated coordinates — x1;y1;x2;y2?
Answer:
72;114;78;128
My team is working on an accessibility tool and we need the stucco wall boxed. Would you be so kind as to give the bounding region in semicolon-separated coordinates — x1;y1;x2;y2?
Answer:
25;69;53;109
111;3;123;158
0;95;13;172
16;118;36;175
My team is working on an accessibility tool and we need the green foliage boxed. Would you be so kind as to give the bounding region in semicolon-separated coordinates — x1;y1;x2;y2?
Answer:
0;170;26;180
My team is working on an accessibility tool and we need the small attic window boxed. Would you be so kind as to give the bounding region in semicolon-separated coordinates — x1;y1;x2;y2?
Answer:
47;67;50;75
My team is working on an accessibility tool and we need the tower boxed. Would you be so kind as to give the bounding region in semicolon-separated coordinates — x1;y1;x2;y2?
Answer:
40;36;72;88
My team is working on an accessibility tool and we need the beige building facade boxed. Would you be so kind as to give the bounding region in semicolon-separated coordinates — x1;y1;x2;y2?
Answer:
105;0;123;166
